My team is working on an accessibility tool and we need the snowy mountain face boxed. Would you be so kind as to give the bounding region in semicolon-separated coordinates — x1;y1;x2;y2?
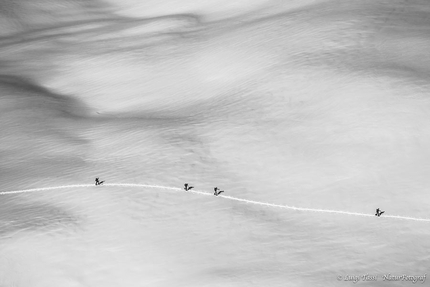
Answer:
1;0;430;286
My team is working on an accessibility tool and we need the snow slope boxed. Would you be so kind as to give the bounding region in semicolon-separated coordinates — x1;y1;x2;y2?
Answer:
1;0;430;286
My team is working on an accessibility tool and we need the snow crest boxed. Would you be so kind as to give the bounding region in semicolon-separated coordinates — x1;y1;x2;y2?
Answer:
1;183;429;222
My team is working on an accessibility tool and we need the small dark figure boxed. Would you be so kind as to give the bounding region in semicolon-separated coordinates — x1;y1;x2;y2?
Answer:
184;183;194;191
95;178;104;186
375;208;384;217
214;187;224;196
375;208;380;216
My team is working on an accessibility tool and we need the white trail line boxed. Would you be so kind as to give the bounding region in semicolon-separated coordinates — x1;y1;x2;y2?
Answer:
1;183;429;222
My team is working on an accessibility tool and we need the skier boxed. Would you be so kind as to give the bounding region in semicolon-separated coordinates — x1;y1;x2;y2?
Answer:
214;187;224;196
184;183;194;191
375;208;384;217
95;178;104;186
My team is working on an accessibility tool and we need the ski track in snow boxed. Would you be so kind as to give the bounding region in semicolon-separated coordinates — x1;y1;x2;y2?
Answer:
1;183;429;222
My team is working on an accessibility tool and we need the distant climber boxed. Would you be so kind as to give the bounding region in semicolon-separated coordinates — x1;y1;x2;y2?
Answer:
375;208;384;217
184;183;194;191
214;187;224;196
95;178;104;186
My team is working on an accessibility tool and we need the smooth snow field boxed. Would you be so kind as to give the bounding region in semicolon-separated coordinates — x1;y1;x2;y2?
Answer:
1;0;430;286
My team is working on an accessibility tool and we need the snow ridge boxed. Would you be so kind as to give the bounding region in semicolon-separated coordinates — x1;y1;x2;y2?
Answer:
1;183;429;222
